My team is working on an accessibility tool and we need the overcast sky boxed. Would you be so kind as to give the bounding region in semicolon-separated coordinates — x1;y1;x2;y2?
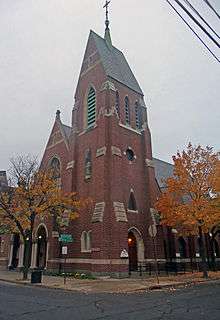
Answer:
0;0;219;170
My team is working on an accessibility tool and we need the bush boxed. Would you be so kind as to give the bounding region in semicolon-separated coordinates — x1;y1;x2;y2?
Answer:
44;271;96;280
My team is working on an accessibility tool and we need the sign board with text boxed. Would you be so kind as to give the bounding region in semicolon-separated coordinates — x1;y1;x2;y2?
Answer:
62;246;68;255
59;234;73;243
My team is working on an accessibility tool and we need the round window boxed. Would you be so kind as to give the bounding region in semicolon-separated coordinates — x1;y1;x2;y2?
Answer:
126;149;135;161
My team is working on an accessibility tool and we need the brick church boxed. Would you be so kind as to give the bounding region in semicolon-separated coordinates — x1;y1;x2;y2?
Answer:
1;7;219;276
38;19;168;275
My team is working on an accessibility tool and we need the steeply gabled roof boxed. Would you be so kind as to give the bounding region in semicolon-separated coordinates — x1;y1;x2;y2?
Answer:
153;158;174;189
62;124;72;139
91;31;143;95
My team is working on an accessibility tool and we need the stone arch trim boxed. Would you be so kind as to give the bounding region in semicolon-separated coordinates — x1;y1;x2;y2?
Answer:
128;227;145;262
35;223;49;239
48;154;61;166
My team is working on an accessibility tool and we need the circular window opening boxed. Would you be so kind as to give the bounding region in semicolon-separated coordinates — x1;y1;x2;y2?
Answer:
126;149;135;161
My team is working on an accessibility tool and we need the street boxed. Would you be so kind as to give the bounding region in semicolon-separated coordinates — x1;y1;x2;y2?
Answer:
0;281;220;320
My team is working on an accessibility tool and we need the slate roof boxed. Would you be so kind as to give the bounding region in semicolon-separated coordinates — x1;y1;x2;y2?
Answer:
0;171;8;192
62;124;72;139
91;31;143;95
153;158;174;190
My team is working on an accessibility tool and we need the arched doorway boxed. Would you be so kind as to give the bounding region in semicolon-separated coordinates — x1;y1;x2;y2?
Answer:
36;226;47;269
11;233;20;269
178;237;187;258
213;239;220;258
128;228;144;271
128;231;138;271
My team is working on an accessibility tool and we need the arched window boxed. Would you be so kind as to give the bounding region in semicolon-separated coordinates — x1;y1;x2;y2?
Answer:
87;87;96;127
81;231;92;252
128;192;137;211
50;157;61;188
87;231;92;251
81;231;87;252
115;91;120;118
125;96;130;125
178;237;187;258
85;149;92;180
135;102;143;129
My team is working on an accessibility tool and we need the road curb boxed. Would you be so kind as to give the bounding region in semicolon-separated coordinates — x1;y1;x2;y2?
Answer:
1;276;220;294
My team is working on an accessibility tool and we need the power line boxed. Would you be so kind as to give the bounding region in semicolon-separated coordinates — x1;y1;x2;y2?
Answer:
202;0;220;20
174;0;220;48
165;0;220;63
183;0;220;39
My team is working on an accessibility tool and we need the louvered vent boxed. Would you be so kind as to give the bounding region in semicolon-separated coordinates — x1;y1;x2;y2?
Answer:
125;96;130;125
87;87;96;127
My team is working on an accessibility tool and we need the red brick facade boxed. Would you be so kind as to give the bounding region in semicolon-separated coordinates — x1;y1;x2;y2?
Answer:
38;29;165;275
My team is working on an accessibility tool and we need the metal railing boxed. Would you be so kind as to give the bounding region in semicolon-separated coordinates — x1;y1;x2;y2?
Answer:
129;259;220;277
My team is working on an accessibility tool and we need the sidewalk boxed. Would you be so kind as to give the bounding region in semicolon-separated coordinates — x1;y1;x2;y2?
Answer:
0;270;220;294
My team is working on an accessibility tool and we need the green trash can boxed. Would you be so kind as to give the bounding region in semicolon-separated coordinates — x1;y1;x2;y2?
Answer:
31;270;42;284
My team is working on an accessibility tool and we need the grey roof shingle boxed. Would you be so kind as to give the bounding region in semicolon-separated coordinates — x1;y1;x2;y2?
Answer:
62;124;71;139
153;158;174;189
0;171;8;191
91;31;143;95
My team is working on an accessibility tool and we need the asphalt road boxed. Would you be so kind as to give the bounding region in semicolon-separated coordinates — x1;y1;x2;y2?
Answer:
0;281;220;320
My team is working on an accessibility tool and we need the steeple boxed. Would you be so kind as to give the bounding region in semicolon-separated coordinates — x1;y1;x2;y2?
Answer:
103;0;112;46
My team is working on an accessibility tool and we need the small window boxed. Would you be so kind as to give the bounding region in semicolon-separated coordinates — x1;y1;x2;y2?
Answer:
81;231;87;252
125;96;130;125
115;91;120;118
135;102;142;129
87;87;96;127
50;157;61;188
128;192;137;211
85;149;92;180
87;231;92;251
81;231;91;252
126;149;135;161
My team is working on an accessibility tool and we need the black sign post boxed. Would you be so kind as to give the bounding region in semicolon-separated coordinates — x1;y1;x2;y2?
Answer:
148;225;159;285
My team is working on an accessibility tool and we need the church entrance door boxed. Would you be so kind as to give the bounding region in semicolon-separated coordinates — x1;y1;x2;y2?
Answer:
128;231;138;271
36;226;47;269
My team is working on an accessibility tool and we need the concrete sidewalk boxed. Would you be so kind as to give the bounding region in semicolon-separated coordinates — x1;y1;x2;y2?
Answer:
0;270;220;293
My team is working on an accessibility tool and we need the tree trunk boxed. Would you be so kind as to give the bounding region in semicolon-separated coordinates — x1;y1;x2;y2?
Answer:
198;226;208;278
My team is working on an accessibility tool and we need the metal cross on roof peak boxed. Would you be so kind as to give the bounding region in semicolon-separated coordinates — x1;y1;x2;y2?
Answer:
103;0;111;30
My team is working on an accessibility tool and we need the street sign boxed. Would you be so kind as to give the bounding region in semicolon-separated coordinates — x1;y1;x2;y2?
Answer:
62;246;68;255
148;225;157;238
59;234;73;243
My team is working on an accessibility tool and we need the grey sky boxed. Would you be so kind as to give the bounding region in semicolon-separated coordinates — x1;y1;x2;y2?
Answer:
0;0;219;170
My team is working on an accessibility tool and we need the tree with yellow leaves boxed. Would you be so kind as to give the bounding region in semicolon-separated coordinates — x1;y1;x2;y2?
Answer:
155;143;220;278
0;156;81;280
